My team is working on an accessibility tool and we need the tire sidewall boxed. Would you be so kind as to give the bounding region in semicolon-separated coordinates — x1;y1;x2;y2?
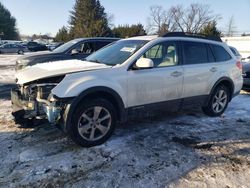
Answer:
69;99;117;147
207;85;230;116
18;50;24;54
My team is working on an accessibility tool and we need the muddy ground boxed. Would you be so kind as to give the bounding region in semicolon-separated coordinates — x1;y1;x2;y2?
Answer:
0;54;249;188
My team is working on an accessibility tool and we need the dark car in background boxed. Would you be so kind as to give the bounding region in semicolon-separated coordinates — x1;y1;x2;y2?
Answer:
243;63;250;91
25;41;48;52
0;43;28;54
16;37;119;70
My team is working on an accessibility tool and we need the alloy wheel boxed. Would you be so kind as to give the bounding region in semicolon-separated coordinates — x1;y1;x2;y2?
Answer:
212;89;228;113
77;106;112;141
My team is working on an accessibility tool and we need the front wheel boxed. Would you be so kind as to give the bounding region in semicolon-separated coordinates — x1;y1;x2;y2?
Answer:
202;85;230;117
68;99;117;147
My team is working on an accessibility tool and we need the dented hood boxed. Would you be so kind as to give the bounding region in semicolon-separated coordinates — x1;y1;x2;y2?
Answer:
15;59;110;84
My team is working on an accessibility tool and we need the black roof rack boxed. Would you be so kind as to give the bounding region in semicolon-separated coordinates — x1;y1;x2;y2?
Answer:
161;32;222;42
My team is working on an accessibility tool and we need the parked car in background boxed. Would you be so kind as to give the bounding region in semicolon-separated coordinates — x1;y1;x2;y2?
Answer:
0;43;28;54
242;56;250;63
242;62;250;91
16;37;119;70
12;32;243;147
229;46;242;61
47;42;64;51
25;41;48;52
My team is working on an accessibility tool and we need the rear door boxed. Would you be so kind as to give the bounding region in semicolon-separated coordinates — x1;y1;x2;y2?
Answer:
181;41;217;99
5;44;14;53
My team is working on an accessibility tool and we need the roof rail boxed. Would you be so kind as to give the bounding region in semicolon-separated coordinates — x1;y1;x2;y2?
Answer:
160;32;222;42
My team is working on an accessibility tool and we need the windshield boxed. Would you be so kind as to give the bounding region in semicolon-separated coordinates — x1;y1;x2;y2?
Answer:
53;39;82;53
85;40;148;65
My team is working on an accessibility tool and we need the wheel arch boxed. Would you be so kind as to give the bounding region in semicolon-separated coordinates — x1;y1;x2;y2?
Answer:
208;77;235;103
63;86;126;132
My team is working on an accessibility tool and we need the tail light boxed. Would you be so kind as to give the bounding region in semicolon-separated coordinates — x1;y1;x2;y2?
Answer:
236;61;242;71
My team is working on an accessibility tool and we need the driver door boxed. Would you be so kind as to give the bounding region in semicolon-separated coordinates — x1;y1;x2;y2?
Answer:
127;41;184;109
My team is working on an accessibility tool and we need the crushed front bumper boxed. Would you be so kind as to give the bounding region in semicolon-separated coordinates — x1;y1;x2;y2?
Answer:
43;104;61;124
11;89;36;120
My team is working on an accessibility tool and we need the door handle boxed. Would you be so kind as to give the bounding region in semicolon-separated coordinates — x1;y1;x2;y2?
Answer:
210;67;217;72
171;71;183;77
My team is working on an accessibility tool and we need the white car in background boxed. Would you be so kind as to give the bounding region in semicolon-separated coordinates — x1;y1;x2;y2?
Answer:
12;32;243;147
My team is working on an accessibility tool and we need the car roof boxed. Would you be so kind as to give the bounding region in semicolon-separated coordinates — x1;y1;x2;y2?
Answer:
121;35;224;46
73;37;121;42
122;35;158;41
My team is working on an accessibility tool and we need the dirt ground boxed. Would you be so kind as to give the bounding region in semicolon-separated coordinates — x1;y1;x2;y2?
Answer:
0;54;249;188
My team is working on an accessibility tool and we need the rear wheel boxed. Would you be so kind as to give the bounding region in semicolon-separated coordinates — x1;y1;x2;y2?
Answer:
18;50;24;54
202;85;230;117
68;98;117;147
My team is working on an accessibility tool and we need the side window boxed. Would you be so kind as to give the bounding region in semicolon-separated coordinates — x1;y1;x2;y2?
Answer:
73;42;95;54
141;42;178;68
144;44;162;59
95;41;111;51
207;45;216;62
183;41;209;64
211;45;232;62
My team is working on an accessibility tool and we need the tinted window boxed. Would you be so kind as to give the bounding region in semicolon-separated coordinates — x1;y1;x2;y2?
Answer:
53;39;83;53
73;42;95;54
95;41;112;51
207;45;216;62
211;45;231;62
183;41;209;64
142;42;178;68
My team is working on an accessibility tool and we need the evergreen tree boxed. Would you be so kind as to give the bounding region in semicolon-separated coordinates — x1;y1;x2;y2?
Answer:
200;21;221;37
69;0;112;38
0;2;19;40
55;26;69;42
112;24;146;38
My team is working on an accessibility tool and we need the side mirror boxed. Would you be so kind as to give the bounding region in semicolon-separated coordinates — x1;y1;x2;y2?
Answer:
135;58;154;69
71;49;79;55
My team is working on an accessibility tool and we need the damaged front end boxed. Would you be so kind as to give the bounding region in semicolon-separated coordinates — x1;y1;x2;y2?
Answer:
11;76;65;124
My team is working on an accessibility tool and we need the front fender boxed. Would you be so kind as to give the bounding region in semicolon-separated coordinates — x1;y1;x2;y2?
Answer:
52;73;127;106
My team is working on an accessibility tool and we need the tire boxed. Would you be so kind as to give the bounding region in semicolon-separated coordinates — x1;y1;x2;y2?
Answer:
18;50;24;55
202;85;230;117
68;98;117;147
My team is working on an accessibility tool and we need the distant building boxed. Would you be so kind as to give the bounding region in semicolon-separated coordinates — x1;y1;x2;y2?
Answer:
222;36;250;58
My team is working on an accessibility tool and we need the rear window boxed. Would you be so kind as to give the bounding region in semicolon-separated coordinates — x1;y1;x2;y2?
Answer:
183;41;214;64
211;44;231;62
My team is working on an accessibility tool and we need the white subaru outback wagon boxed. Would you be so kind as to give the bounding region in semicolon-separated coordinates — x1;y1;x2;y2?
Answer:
12;32;243;147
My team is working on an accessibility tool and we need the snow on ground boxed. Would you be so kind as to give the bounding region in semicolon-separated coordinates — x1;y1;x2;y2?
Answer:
0;54;249;187
0;54;20;85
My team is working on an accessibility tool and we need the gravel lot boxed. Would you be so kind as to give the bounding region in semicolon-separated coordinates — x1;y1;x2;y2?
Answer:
0;54;249;188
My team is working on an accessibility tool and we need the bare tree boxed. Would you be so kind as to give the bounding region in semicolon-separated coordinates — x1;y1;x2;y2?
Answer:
226;16;237;37
147;4;220;34
146;6;176;35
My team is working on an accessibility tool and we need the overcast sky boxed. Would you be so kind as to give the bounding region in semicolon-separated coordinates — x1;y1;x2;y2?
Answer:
1;0;250;36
